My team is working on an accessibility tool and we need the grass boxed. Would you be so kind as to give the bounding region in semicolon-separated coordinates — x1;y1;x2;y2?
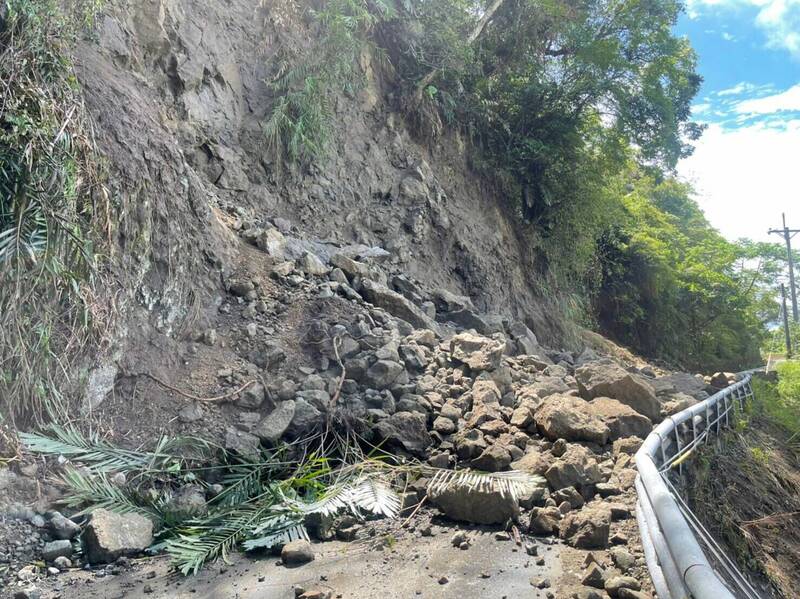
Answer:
750;362;800;441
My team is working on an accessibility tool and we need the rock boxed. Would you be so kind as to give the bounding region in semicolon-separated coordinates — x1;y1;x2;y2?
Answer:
254;400;296;443
178;402;204;423
528;506;561;535
612;437;642;456
651;372;709;400
534;395;610;444
559;504;611;548
472;380;502;405
360;280;435;329
42;540;73;562
581;563;607;588
510;399;537;429
660;392;698;416
440;402;461;422
48;512;80;540
575;360;661;421
604;576;641;597
239;382;266;409
373;412;432;456
13;589;42;599
545;445;604;490
256;228;287;258
289;399;323;435
511;449;551;476
450;333;505;372
229;278;255;297
399;343;428;371
617;589;650;599
553;486;584;509
53;556;72;570
472;444;512;472
572;589;604;599
169;485;208;517
83;509;154;564
298;590;332;599
299;252;328;275
589;398;652;440
430;485;520;525
364;360;404;390
610;547;636;572
595;482;621;497
281;540;314;565
710;371;735;388
224;427;261;459
432;288;475;313
433;416;457;434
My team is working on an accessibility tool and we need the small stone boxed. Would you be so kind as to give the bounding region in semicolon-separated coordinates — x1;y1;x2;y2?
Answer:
42;540;73;561
524;543;538;556
143;584;154;593
604;576;641;597
450;531;468;547
281;540;314;565
531;577;551;589
53;556;72;570
494;531;511;541
581;563;607;589
438;576;449;585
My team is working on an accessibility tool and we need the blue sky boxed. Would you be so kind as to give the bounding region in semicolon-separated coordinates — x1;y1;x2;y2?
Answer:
675;0;800;241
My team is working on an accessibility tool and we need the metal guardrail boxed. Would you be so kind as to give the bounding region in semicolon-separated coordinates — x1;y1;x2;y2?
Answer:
634;374;762;599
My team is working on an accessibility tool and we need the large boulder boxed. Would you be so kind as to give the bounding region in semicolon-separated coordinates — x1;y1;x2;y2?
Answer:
450;333;505;372
429;485;519;525
588;397;652;440
372;412;432;456
534;395;610;445
575;360;661;421
650;372;709;401
83;509;154;564
360;279;435;330
559;504;611;548
545;445;604;490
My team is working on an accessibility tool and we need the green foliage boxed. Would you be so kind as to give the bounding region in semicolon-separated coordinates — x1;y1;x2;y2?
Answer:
592;170;766;371
264;0;393;165
0;0;109;422
751;369;800;440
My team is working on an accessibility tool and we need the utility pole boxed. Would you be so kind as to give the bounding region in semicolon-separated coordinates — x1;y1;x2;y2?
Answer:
769;213;800;322
781;283;793;358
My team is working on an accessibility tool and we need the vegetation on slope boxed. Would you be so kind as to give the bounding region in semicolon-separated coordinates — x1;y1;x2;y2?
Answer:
688;366;800;598
0;0;110;422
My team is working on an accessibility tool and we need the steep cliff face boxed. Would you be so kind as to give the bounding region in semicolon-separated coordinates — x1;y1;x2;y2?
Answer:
75;0;562;378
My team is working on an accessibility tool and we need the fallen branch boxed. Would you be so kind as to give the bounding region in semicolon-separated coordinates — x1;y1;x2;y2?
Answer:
144;373;255;403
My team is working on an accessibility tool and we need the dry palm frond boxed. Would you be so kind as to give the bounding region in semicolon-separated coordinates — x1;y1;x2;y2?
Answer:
425;468;544;501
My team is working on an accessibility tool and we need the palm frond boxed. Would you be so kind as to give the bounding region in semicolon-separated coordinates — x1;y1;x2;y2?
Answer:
242;511;308;551
20;424;211;474
426;468;545;502
346;478;401;518
166;505;270;576
59;467;162;520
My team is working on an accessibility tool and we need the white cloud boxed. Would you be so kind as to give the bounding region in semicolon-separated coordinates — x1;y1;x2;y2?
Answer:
733;83;800;113
721;31;737;40
716;81;776;97
687;0;800;58
678;120;800;241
